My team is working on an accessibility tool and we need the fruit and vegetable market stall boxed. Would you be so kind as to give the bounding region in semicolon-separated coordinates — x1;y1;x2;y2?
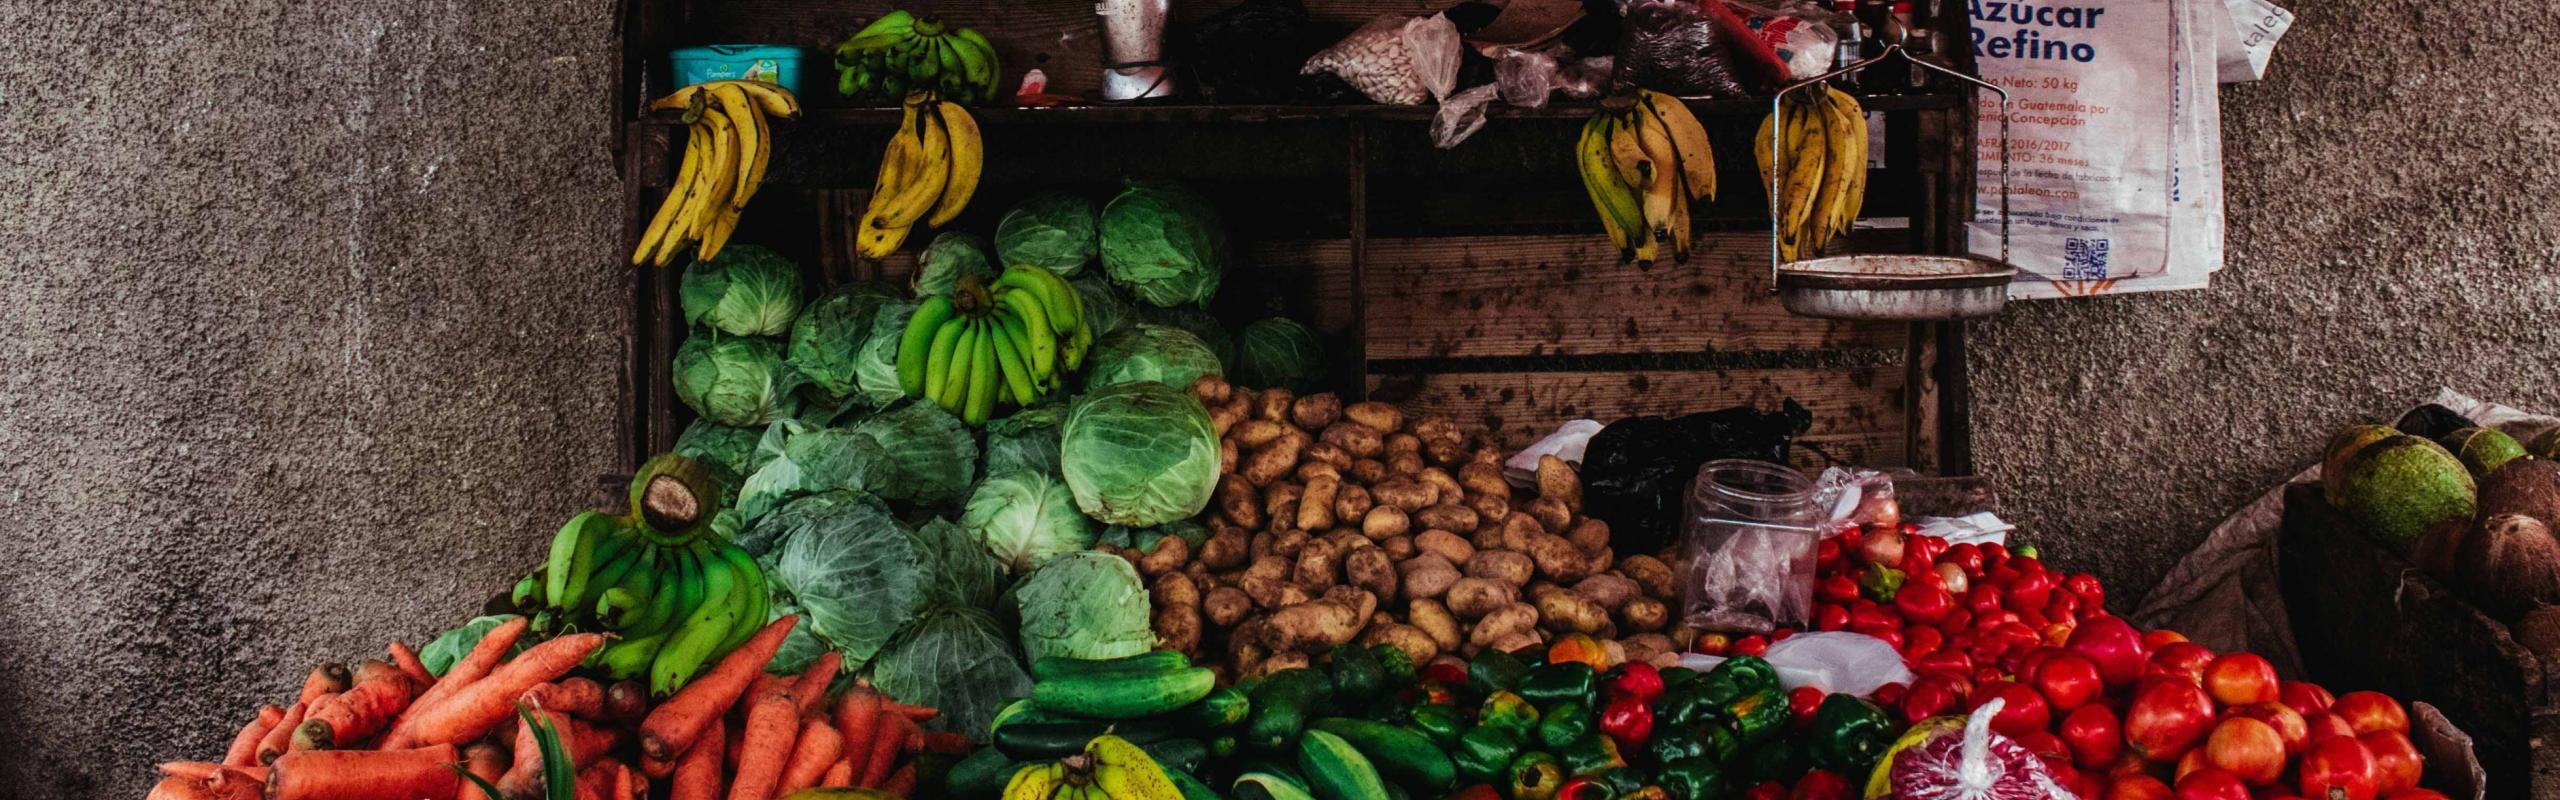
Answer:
135;1;2515;800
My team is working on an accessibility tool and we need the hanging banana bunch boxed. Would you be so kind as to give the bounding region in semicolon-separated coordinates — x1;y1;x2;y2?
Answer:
1576;89;1718;266
1758;86;1871;262
853;91;984;260
632;80;803;268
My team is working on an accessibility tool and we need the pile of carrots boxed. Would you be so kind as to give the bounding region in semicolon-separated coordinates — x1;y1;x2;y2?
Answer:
149;615;961;800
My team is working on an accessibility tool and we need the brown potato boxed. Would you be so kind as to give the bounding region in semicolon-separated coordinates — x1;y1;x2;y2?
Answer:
1245;553;1291;583
1409;599;1462;651
1293;538;1341;587
1385;433;1422;455
1190;375;1234;406
1218;437;1240;476
1445;577;1518;619
1573;574;1640;610
1523;532;1601;581
1325;586;1380;622
1321;423;1386;459
1379;535;1416;560
1211;404;1246;440
1291;394;1344;430
1255;388;1297;423
1218;475;1263;530
1200;526;1249;570
1333;484;1374;522
1239;574;1287;609
1419;468;1464;506
1465;493;1511;529
1458;461;1511;501
1619;633;1675;665
1469;603;1539;648
1348;459;1388;484
1618;596;1670;632
1138;535;1192;579
1301;442;1352;470
1277;582;1315;607
1414;529;1475;566
1263;482;1306;531
1344;401;1404;433
1362;624;1439;665
1323;528;1370;554
1255;651;1311;676
1619;555;1676;599
1361;505;1411;541
1416;503;1481;535
1205;586;1253;627
1398;554;1461;600
1499;513;1546;553
1297;475;1342;532
1241;433;1304;487
1155;605;1203;655
1535;590;1610;635
1372;479;1437;513
1233;419;1291;449
1535;455;1583;512
1263;530;1310;560
1343;546;1398;600
1566;518;1610;555
1465;550;1536;586
1527;497;1573;535
1387;452;1424;478
1294;461;1343;484
1414;417;1467;464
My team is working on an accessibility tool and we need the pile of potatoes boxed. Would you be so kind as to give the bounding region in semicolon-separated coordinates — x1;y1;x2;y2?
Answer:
1103;377;1691;680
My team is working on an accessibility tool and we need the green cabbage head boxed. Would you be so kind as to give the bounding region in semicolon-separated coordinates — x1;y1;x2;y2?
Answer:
1100;184;1225;308
789;285;895;401
962;472;1095;575
1231;317;1327;392
1008;551;1155;663
1070;273;1136;337
674;336;801;427
1060;381;1220;526
995;192;1099;275
916;232;998;297
681;244;805;336
1085;324;1224;392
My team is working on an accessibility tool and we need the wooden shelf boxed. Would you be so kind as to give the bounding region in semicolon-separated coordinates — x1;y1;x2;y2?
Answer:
630;93;1972;131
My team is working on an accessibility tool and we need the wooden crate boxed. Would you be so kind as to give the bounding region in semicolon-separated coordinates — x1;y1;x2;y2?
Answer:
2278;484;2560;798
612;0;1984;477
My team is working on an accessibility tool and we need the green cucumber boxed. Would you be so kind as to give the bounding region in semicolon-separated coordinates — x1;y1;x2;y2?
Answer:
990;718;1179;761
1029;650;1191;682
1031;665;1217;720
1308;718;1456;792
1296;729;1393;800
1178;686;1251;730
1245;669;1333;751
1168;768;1222;800
941;746;1023;799
1326;645;1385;702
1140;737;1210;775
1235;772;1318;800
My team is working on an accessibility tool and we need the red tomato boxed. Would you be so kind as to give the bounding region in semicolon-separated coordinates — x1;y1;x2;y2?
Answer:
1849;602;1901;631
2046;591;2082;622
2014;729;2068;762
2142;629;2192;650
1896;582;1956;625
2151;643;2218;685
2174;769;2251;800
1980;542;2010;567
1902;625;1944;659
2064;572;2106;607
1941;609;1973;632
1815;538;1844;570
2358;732;2423;793
2380;791;2452;800
1857;626;1903;650
2060;703;2126;769
2298;735;2379;800
1900;675;1962;724
2332;692;2409;737
2281;681;2337;718
2174;749;2207;783
2306;713;2359;744
2202;653;2280;707
1970;681;2052;740
1945;543;1985;575
1732;635;1770;658
2202;717;2286;786
1693;632;1732;657
1814;603;1850;632
2126;678;2217;762
2106;776;2174;800
1871;681;1908;707
2009;569;2057;611
1910;648;1973;679
2067;615;2151;690
2062;769;2107;800
2035;652;2106;712
2231;702;2311;756
1816;574;1860;605
1742;782;1789;800
1773;627;1797;641
1790;770;1852;800
1788;685;1827;729
1966;585;2006;615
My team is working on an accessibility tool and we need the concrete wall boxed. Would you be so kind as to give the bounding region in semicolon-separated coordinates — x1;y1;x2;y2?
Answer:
5;0;2557;797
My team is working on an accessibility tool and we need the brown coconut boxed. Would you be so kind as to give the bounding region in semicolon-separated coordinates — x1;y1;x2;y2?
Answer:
2411;517;2470;580
2479;457;2560;528
2455;513;2560;618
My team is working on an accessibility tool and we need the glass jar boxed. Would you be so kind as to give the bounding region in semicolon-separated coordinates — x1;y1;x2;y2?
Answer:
1678;459;1824;633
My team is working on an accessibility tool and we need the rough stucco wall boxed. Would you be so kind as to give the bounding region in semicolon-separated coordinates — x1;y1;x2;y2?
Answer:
1969;3;2560;597
0;2;624;798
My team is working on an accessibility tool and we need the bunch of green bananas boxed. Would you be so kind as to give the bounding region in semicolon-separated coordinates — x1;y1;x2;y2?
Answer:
893;266;1091;426
1576;88;1718;266
1001;735;1186;800
855;93;983;260
834;10;1001;106
508;454;769;697
1757;86;1871;262
631;80;802;268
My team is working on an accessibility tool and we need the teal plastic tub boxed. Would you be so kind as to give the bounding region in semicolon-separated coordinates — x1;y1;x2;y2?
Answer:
670;45;807;96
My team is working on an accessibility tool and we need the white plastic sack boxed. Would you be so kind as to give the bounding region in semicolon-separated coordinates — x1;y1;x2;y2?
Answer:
1680;631;1914;697
2215;0;2293;83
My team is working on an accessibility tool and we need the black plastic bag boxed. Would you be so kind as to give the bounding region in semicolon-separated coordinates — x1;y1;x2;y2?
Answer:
1582;400;1813;556
2395;403;2477;440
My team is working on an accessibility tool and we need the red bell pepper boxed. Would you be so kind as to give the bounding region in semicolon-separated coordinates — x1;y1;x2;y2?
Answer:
1607;662;1665;704
1787;685;1826;730
1598;693;1655;750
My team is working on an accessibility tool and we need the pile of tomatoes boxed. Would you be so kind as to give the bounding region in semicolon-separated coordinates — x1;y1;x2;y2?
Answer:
1746;517;2449;800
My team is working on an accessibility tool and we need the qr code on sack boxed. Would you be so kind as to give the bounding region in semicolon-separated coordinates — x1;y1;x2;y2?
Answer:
2063;237;2111;279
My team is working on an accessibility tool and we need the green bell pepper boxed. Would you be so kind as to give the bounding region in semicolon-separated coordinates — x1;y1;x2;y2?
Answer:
1655;756;1728;800
1518;663;1599;710
1653;682;1724;729
1657;667;1698;689
1478;691;1542;741
1805;694;1893;778
1708;656;1778;697
1558;735;1625;778
1507;752;1565;800
1592;768;1646;798
1641;726;1709;767
1470;651;1531;696
1722;688;1787;747
1454;727;1524;786
1537;702;1594;750
1410;705;1468;749
1694;723;1740;765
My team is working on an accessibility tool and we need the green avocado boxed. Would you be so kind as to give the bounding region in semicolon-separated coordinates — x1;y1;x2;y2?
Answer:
2442;427;2528;478
2323;424;2400;507
2338;435;2478;553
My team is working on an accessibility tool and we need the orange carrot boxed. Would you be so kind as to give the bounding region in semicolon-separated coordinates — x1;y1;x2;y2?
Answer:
747;673;787;702
571;759;622;800
388;641;433;686
885;702;939;722
351;658;405;686
882;762;918;797
859;710;914;788
405;617;530;723
822;759;855;788
221;705;285;767
638;616;799;764
833;685;884;774
920;732;971;756
779;717;846;795
159;762;268;783
382;632;603;749
266;743;459;800
522;678;606;719
499;714;623;799
456;742;508;800
727;688;802;800
295;668;417;750
297;664;350;707
256;702;310;765
669;717;724;800
793;652;843;717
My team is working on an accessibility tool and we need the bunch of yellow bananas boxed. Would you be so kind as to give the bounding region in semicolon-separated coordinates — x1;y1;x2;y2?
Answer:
1759;86;1871;262
632;80;802;268
1001;735;1185;800
854;93;984;260
1576;89;1718;266
893;266;1088;425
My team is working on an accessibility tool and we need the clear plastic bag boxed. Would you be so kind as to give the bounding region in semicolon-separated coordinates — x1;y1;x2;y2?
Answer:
1493;48;1559;109
1431;83;1501;149
1678;459;1823;633
1401;13;1462;102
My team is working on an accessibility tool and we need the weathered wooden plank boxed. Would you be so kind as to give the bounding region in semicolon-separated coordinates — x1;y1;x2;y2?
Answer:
1372;368;1909;466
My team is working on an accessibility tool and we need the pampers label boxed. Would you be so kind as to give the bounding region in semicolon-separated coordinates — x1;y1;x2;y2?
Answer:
1969;0;2179;287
